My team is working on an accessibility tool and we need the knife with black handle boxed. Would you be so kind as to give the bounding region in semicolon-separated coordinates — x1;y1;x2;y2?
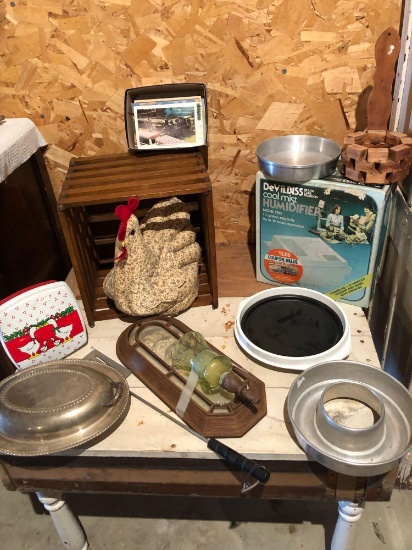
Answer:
129;390;270;488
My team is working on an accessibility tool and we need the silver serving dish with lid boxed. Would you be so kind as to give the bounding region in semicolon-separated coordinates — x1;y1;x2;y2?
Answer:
257;135;341;183
0;359;130;456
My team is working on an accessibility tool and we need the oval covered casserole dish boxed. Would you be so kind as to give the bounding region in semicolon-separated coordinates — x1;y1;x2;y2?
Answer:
0;359;130;456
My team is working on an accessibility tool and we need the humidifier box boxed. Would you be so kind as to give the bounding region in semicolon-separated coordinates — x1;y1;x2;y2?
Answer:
263;235;352;288
255;171;392;307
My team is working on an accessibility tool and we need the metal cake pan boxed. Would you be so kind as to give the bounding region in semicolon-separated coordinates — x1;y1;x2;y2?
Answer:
287;360;412;476
257;135;341;183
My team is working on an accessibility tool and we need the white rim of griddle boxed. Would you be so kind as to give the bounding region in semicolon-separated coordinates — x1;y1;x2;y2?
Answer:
234;287;351;371
287;360;412;476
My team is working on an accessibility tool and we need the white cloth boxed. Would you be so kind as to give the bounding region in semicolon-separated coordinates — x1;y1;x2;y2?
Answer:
0;118;47;182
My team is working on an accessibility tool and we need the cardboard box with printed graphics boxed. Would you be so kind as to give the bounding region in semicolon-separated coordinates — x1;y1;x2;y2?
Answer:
255;171;392;307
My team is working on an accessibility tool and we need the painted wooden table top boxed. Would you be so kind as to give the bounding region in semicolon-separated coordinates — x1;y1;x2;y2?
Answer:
66;298;380;461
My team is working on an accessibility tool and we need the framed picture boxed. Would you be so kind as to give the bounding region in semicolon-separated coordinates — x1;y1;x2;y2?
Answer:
132;96;206;150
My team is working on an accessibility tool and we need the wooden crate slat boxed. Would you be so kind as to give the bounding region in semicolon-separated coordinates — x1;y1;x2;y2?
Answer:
93;292;213;322
65;157;204;182
60;175;209;203
93;308;120;322
67;209;96;298
67;152;201;172
192;294;213;307
87;198;200;221
59;182;210;207
64;164;207;190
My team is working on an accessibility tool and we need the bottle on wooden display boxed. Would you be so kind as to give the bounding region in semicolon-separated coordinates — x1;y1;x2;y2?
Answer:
170;331;259;404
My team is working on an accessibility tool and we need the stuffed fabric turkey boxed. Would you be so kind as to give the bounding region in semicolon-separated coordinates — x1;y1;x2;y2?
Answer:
103;196;201;317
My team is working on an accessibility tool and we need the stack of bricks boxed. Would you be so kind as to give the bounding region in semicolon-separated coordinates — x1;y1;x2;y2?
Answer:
340;130;412;185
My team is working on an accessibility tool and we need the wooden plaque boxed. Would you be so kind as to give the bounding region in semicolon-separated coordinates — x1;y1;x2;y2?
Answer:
116;316;267;438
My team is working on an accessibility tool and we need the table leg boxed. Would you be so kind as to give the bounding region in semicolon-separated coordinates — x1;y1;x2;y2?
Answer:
331;500;364;550
36;492;90;550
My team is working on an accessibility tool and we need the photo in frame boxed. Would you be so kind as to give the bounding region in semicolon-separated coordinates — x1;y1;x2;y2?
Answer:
132;96;206;150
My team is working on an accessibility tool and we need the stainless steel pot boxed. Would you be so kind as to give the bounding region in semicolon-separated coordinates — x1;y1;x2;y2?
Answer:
0;359;130;456
257;135;341;183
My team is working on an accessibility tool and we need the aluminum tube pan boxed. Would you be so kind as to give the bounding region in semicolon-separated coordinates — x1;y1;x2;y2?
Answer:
257;135;341;183
287;361;412;476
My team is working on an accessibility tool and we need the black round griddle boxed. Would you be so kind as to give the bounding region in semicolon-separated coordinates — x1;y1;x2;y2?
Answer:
240;295;344;358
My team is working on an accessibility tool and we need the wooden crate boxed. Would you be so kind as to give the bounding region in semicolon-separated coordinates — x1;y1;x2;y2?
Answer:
58;152;218;327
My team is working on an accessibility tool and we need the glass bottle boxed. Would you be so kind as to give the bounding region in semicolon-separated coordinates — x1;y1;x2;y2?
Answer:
170;331;259;403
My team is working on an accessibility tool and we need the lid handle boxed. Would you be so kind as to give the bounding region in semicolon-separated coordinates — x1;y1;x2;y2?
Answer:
103;382;123;407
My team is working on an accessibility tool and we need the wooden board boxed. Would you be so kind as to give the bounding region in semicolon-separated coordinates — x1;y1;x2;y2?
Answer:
117;316;267;438
367;27;401;130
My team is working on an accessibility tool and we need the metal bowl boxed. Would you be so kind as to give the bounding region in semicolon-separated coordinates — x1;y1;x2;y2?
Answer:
0;359;130;456
257;135;341;183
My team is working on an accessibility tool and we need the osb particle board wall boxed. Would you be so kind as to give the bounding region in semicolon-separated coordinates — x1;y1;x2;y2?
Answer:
0;0;402;245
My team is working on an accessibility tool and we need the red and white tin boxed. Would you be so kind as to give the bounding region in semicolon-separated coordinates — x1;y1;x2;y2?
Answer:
0;281;87;369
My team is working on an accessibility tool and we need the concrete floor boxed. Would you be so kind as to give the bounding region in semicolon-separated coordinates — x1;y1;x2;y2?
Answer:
1;482;411;549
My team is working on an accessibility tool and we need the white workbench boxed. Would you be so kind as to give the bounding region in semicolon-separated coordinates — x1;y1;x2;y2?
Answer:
3;298;383;550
